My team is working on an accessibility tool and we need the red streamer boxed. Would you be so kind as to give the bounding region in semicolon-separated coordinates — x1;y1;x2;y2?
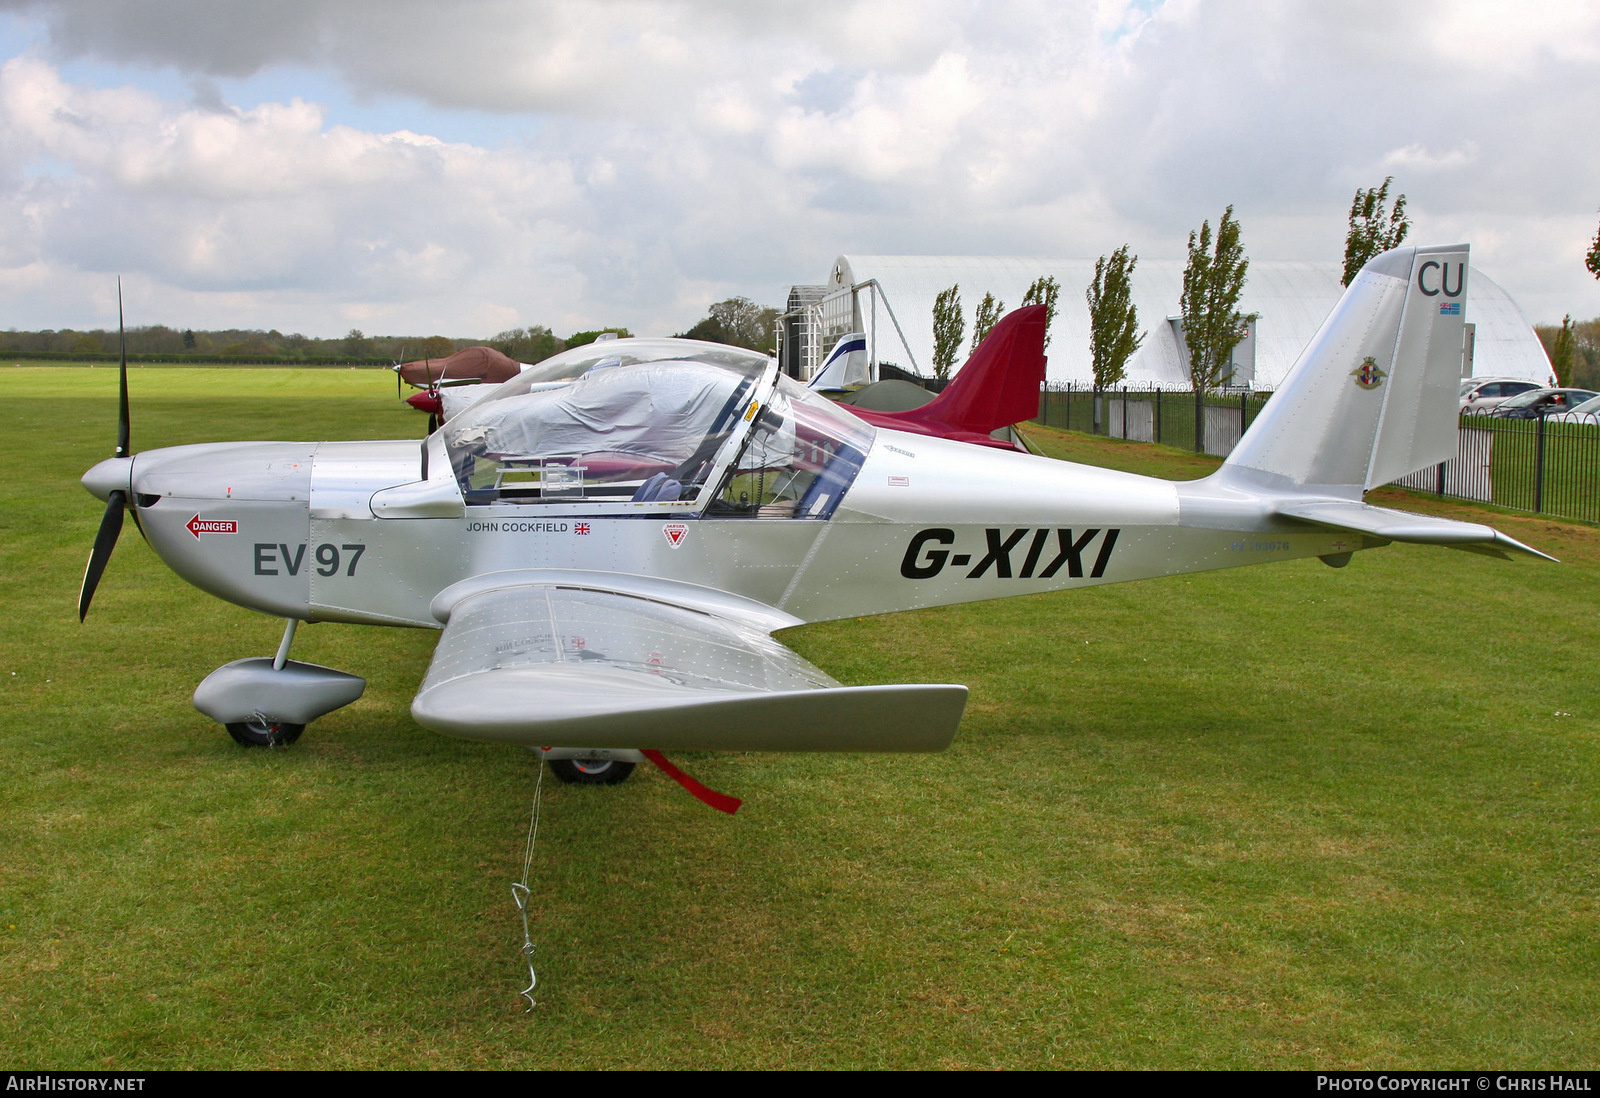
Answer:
641;750;742;815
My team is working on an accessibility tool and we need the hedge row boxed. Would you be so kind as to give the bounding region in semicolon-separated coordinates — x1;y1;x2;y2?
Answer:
3;351;396;366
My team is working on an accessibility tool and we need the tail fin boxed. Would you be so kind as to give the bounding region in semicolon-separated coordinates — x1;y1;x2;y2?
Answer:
809;332;870;391
1204;244;1552;562
1226;245;1468;491
897;304;1047;437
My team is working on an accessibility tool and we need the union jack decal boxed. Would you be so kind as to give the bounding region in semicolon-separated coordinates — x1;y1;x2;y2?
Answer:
575;523;591;535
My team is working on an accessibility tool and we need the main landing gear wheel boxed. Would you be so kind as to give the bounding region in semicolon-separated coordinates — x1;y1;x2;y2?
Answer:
548;758;636;785
225;719;306;748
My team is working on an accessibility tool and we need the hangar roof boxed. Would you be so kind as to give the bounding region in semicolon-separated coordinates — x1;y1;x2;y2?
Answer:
823;255;1550;389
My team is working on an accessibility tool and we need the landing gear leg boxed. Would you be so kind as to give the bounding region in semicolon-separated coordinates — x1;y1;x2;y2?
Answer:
272;617;298;670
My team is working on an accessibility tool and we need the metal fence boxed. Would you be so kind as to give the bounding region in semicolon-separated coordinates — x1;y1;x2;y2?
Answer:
1034;390;1600;525
1392;412;1600;524
1035;383;1271;458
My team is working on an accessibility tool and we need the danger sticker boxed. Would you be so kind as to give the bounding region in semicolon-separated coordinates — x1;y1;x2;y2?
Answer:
186;515;237;538
662;522;688;548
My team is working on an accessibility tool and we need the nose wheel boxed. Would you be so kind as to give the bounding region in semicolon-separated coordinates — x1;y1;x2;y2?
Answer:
196;620;365;750
225;719;306;748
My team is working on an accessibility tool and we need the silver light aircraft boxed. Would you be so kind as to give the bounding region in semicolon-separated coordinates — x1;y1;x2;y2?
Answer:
78;245;1549;790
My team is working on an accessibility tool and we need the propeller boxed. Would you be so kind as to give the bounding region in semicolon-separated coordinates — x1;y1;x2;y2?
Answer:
79;280;133;622
392;343;408;401
423;357;439;434
79;488;125;622
394;345;443;431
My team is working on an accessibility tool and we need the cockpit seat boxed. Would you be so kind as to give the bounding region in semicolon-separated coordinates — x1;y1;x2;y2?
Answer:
631;473;683;503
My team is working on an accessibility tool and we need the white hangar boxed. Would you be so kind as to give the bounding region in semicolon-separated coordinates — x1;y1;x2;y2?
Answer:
780;254;1553;390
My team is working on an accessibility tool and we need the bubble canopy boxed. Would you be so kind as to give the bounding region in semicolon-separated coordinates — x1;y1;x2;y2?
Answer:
440;348;874;516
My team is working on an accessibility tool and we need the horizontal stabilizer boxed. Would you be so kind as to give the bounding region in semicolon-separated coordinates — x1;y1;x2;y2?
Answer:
1275;499;1556;562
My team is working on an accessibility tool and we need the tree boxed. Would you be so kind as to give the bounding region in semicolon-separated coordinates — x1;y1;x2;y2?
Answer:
219;335;279;357
1551;314;1577;386
679;297;780;353
1086;245;1144;391
1181;206;1255;450
415;335;457;359
492;325;564;363
931;283;965;381
1343;176;1410;286
970;292;1004;353
1587;212;1600;281
1537;316;1600;390
1181;206;1254;391
564;328;634;348
1021;276;1060;351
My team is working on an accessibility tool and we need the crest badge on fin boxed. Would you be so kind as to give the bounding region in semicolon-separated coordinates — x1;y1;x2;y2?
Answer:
1351;356;1386;390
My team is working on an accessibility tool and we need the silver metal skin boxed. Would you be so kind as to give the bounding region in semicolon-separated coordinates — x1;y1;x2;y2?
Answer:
82;456;133;501
90;245;1549;750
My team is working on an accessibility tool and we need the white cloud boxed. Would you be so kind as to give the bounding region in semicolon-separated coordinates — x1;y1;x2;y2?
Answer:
1382;142;1480;174
0;0;1597;335
770;53;981;181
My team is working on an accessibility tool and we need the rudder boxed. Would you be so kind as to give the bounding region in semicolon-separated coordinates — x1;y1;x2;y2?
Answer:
901;304;1047;437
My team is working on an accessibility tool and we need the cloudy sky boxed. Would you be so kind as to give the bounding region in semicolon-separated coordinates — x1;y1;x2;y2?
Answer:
1;0;1597;339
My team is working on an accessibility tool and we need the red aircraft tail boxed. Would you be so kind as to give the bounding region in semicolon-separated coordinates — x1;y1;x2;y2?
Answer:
853;304;1045;447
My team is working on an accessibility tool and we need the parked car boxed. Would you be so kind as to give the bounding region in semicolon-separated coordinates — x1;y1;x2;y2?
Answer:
1460;378;1543;414
1542;394;1600;425
1488;388;1600;418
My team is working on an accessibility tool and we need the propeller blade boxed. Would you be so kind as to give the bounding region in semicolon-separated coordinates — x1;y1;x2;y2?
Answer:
428;412;439;435
116;279;129;458
79;490;125;622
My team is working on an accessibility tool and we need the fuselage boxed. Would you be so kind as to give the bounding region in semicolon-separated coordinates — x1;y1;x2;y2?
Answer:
96;426;1357;631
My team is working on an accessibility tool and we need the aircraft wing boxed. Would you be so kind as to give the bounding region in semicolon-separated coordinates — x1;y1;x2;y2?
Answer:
410;570;968;750
1274;499;1556;561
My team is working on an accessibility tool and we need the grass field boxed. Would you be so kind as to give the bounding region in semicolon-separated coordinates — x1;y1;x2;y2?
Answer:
3;366;1598;1069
